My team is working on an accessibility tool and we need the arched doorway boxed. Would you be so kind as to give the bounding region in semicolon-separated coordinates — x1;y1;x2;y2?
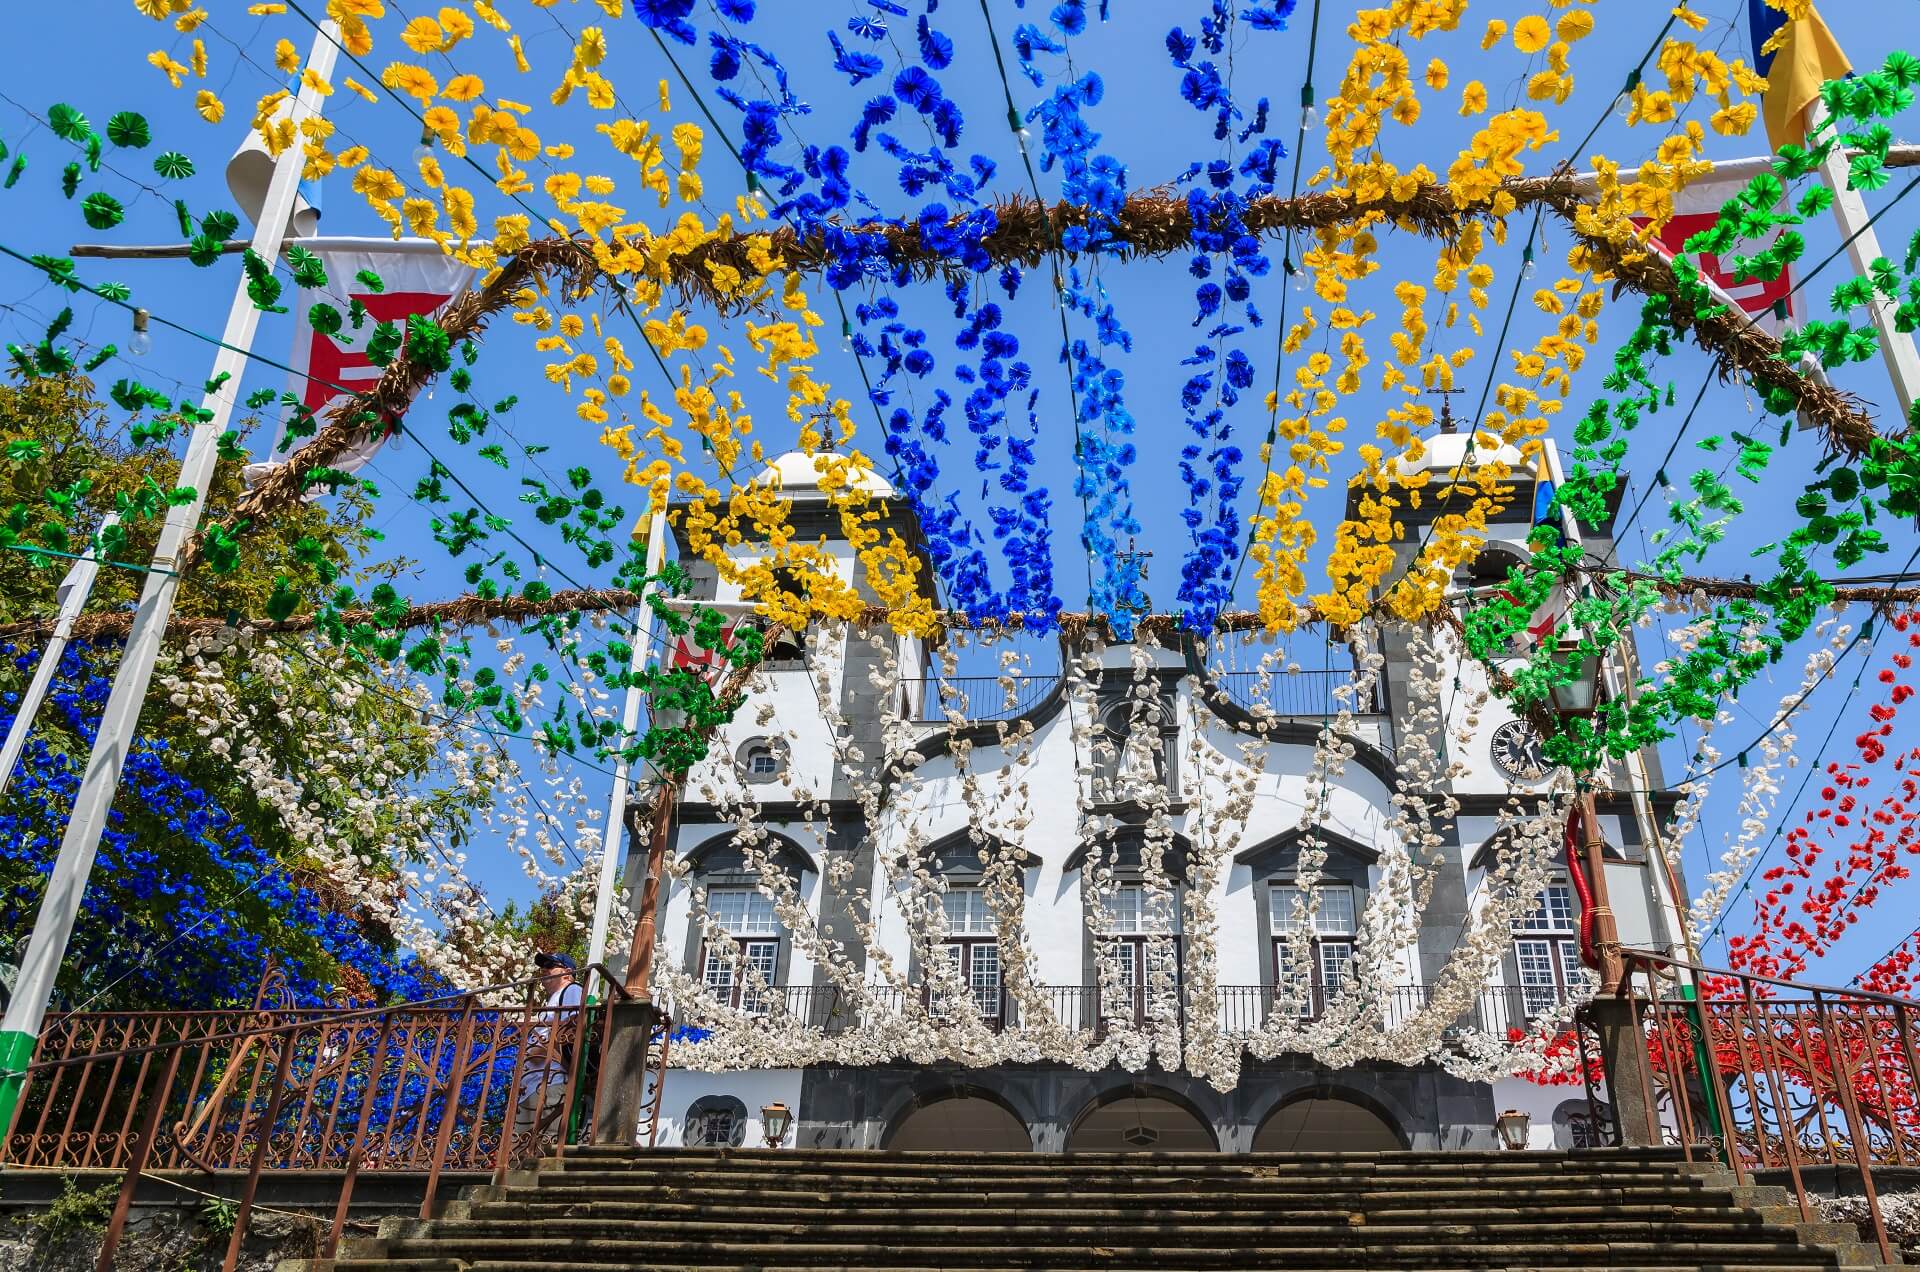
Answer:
1068;1089;1218;1154
1253;1091;1404;1152
886;1091;1031;1152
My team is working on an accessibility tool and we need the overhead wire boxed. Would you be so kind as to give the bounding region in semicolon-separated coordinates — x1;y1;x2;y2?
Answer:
1229;0;1322;597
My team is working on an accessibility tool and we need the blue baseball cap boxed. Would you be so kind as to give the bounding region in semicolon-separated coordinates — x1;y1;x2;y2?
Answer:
534;951;576;971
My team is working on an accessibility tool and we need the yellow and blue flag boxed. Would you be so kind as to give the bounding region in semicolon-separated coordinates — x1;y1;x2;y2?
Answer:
1749;0;1853;151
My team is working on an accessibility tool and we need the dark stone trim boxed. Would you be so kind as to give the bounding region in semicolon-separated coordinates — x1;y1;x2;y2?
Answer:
922;826;1041;883
793;1055;1498;1152
1234;824;1382;870
677;800;864;824
682;828;819;881
1062;825;1195;880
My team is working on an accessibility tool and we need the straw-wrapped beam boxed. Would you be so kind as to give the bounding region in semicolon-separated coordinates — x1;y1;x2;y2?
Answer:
4;569;1913;645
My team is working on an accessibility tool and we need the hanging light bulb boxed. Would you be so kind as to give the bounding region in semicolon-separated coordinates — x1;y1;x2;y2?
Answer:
1615;69;1642;122
1300;83;1319;132
128;308;152;357
841;317;854;354
1521;245;1537;280
1284;257;1305;294
1007;105;1031;148
412;129;435;171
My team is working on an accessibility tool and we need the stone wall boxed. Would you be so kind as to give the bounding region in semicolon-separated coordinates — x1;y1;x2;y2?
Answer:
796;1057;1499;1152
0;1198;317;1272
0;1169;486;1272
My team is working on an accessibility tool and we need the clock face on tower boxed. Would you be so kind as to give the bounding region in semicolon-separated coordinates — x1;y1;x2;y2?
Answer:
1489;719;1549;782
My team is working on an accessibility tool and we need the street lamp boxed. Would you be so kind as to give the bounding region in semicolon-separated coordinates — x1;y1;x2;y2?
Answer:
1549;639;1624;994
1548;640;1603;716
1495;1109;1531;1151
760;1100;792;1147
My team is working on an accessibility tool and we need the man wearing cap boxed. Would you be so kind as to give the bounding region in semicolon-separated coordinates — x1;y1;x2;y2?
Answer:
535;950;583;1015
518;950;585;1138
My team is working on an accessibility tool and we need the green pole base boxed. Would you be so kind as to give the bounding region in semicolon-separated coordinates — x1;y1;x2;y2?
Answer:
0;1028;38;1148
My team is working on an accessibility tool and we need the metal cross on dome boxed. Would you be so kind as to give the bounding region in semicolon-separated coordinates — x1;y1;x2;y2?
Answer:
1429;385;1465;435
1115;537;1153;618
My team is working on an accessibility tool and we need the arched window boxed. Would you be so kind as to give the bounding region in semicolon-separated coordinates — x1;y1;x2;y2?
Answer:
1236;827;1380;1025
736;735;788;783
678;832;816;1016
700;887;779;1015
914;832;1036;1029
683;1095;748;1147
1096;883;1183;1027
1511;883;1581;1016
1270;881;1360;1018
933;886;1003;1024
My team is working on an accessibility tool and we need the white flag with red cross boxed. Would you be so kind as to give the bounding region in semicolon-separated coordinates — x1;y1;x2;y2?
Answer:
1630;175;1794;333
245;240;477;484
666;621;738;684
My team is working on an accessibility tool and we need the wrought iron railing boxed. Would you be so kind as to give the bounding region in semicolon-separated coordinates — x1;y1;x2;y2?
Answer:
2;964;667;1270
17;950;1920;1270
1203;668;1383;718
1580;949;1920;1264
899;673;1059;723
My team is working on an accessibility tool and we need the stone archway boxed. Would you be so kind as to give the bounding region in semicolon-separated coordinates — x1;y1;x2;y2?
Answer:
1252;1089;1406;1152
885;1089;1032;1152
1067;1087;1218;1154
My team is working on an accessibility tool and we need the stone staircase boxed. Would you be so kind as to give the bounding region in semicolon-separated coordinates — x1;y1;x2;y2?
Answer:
290;1146;1898;1271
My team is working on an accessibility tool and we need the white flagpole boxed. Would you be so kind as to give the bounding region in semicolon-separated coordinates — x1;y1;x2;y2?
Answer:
0;514;120;800
0;20;340;1129
584;509;670;997
1807;98;1920;422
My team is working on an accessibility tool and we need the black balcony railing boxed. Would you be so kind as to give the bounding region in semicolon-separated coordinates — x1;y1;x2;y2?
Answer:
1203;669;1383;718
899;674;1059;723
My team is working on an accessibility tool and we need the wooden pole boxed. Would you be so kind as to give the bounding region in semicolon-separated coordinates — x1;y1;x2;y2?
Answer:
623;780;677;1000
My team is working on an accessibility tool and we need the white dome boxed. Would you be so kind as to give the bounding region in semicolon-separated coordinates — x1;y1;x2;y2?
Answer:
1390;431;1526;481
752;449;896;498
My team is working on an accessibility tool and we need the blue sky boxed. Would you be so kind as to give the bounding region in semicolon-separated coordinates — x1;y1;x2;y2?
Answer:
4;1;1918;983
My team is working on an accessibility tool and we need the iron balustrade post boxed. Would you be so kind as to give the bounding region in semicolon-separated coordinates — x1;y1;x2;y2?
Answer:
95;1044;183;1272
1587;959;1661;1147
1815;990;1893;1264
595;783;676;1146
552;994;587;1161
491;990;541;1186
1741;974;1810;1219
419;993;479;1219
222;1026;296;1272
324;1011;395;1261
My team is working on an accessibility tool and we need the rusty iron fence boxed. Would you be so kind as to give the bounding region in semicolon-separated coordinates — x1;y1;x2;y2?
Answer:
1;963;670;1272
1580;949;1920;1264
16;943;1920;1270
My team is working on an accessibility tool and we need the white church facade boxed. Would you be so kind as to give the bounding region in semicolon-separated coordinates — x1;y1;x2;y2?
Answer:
626;436;1683;1155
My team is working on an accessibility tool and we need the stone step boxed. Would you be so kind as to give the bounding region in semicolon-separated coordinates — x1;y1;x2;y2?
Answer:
536;1158;1707;1182
545;1148;1691;1176
516;1172;1717;1202
459;1189;1740;1230
381;1218;1823;1247
462;1198;1778;1226
298;1145;1890;1272
348;1235;1855;1268
314;1263;1847;1272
